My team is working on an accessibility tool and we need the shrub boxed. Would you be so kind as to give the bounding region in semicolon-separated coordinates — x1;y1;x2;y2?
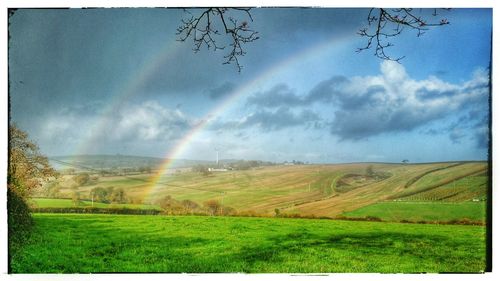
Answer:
7;187;34;260
222;206;237;216
365;216;382;222
203;199;222;215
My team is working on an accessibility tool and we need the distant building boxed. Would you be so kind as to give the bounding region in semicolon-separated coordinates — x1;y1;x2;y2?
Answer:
208;168;228;172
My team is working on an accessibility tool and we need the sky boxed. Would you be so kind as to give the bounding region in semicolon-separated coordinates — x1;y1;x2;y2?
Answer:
8;8;492;164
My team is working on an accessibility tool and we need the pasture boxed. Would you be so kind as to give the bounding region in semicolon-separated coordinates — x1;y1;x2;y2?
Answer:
342;201;486;223
10;214;487;273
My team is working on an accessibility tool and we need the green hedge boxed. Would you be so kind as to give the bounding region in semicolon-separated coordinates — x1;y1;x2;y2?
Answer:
32;207;161;215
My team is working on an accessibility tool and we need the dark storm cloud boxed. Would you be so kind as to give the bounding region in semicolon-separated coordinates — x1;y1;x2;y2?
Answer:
331;84;387;111
330;108;443;140
420;107;490;149
246;84;303;107
137;44;244;96
305;76;349;104
211;107;320;132
446;110;490;148
474;129;490;149
207;82;237;100
245;77;349;108
8;8;246;121
241;107;320;131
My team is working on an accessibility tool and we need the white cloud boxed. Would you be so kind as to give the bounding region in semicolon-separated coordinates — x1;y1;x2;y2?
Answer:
380;60;407;83
103;101;195;142
39;101;195;155
322;61;489;140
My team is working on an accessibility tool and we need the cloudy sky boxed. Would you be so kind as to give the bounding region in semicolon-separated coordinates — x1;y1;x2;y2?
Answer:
8;8;491;163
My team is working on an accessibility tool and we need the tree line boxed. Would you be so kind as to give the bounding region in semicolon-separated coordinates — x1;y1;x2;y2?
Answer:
156;195;236;216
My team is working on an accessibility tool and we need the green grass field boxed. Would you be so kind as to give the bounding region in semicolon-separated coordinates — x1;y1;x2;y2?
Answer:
30;198;162;210
10;214;487;273
342;202;486;223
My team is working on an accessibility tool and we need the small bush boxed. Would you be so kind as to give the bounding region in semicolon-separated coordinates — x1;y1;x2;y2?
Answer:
365;216;382;222
446;218;484;226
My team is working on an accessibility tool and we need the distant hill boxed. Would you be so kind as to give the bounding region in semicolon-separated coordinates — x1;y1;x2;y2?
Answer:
49;154;214;171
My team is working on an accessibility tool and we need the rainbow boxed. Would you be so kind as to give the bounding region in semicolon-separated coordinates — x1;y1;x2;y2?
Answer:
143;34;355;202
75;39;183;156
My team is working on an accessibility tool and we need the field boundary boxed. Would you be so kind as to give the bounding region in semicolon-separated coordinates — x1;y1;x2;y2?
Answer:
32;207;162;215
404;163;465;188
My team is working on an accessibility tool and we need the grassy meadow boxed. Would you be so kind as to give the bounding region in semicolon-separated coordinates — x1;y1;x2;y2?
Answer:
10;214;487;273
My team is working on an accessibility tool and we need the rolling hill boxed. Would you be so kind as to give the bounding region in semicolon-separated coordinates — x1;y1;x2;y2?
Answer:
38;159;489;220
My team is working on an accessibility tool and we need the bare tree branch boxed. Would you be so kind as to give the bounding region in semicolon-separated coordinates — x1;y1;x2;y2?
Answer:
357;8;450;62
177;8;450;71
176;8;259;72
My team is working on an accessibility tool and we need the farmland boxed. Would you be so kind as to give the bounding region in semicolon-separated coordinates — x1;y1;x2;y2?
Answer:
40;161;488;221
10;214;487;273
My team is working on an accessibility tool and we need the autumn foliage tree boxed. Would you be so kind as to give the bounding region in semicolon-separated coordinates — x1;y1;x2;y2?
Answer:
8;124;56;258
8;124;56;197
203;199;222;216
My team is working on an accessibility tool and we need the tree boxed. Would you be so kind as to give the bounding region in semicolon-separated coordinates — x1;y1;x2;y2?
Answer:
159;195;175;211
43;179;61;198
158;195;184;214
177;8;259;72
366;165;374;176
138;166;151;174
8;124;56;258
357;8;450;61
71;190;81;206
74;172;90;186
178;8;450;70
91;187;108;203
181;199;200;214
105;186;115;201
203;199;221;216
8;124;56;198
109;187;127;204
